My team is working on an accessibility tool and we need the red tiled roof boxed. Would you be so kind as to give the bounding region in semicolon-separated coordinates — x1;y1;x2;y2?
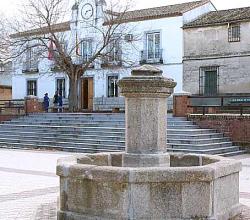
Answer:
184;6;250;28
10;21;70;38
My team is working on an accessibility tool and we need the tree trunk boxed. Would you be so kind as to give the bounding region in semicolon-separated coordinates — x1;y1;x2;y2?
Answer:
68;73;79;112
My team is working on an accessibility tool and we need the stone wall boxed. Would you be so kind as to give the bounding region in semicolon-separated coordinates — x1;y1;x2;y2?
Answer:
183;21;250;95
183;56;250;94
188;114;250;150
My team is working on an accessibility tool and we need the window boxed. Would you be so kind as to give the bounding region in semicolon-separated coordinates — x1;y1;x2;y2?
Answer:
108;75;118;97
228;24;240;42
146;32;161;60
81;39;92;62
56;78;66;98
23;47;38;72
0;65;4;72
108;38;121;63
27;80;37;96
199;66;219;96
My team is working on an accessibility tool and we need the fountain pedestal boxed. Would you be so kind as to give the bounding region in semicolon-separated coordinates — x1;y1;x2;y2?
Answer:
57;65;242;220
118;65;176;167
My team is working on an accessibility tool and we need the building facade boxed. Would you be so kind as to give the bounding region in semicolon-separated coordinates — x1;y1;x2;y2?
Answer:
183;7;250;96
11;0;215;110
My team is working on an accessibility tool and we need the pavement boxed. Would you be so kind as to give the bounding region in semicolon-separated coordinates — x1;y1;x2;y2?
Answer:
0;149;249;220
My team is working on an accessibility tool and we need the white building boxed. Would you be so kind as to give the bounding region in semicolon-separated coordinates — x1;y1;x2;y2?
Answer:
11;0;216;111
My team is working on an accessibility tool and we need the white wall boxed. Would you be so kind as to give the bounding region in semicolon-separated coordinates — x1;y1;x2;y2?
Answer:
12;72;68;100
0;73;12;86
12;1;215;99
183;2;216;24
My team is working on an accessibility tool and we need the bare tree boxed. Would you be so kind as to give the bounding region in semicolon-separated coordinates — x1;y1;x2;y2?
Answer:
5;0;138;111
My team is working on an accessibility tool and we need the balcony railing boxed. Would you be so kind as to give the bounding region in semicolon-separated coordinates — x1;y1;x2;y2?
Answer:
22;61;39;73
75;55;94;68
140;49;163;64
101;60;122;68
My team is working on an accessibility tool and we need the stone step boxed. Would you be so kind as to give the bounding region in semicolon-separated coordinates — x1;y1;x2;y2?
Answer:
0;132;125;141
14;117;186;124
217;149;248;157
0;113;244;156
167;137;231;144
167;133;224;139
167;129;217;135
0;139;124;151
3;121;126;128
2;122;199;129
0;124;125;132
0;128;125;136
168;142;233;150
0;142;122;153
8;119;126;124
24;113;186;121
167;146;240;155
0;136;125;147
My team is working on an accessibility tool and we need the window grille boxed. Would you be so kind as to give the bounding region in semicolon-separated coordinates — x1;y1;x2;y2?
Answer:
228;24;240;42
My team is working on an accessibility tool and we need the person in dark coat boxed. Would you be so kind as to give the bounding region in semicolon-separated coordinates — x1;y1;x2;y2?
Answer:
53;91;59;107
43;93;50;112
58;92;63;112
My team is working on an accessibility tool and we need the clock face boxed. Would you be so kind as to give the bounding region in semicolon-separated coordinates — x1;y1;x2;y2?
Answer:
81;3;94;20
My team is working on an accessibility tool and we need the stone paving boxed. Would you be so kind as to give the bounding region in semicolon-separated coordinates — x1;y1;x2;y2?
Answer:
0;149;249;219
0;149;74;220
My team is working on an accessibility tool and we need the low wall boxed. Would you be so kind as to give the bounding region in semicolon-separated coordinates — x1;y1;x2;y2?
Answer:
188;114;250;150
94;96;173;112
0;115;19;122
93;97;125;111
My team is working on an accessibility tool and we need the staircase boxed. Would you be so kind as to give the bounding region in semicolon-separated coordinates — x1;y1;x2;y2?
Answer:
0;113;246;156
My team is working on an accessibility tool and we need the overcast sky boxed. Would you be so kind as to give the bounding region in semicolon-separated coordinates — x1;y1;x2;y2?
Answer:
1;0;250;17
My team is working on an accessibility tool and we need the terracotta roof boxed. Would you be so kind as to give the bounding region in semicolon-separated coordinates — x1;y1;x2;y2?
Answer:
184;7;250;28
104;0;211;24
10;21;70;38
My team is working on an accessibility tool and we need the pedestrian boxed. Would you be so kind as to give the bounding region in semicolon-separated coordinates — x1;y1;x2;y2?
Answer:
58;92;63;112
43;93;50;112
53;91;59;112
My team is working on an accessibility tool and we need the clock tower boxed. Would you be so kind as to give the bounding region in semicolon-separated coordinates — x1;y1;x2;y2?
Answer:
71;0;106;26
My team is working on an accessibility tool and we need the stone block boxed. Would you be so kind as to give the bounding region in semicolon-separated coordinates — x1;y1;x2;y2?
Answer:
123;153;170;167
182;182;213;217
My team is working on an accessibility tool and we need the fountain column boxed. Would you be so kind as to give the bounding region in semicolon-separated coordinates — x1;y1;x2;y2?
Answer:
118;65;176;167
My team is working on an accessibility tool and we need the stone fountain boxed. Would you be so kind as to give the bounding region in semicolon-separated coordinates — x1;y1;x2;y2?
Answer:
57;65;242;219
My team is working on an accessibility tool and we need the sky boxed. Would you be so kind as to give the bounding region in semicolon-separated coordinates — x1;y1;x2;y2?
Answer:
1;0;250;17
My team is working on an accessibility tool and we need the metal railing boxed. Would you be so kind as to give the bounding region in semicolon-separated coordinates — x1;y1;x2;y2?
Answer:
140;49;163;64
188;95;250;115
22;61;39;73
0;99;26;116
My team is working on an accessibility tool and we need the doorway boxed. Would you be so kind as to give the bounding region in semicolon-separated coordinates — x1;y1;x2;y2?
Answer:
81;77;93;110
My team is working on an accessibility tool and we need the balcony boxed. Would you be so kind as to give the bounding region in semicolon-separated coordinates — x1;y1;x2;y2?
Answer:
51;64;62;72
101;60;122;68
101;53;122;68
140;49;163;64
22;62;39;73
75;55;94;68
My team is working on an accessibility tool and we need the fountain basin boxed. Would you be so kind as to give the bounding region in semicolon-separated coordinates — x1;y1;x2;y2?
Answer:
57;153;242;220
